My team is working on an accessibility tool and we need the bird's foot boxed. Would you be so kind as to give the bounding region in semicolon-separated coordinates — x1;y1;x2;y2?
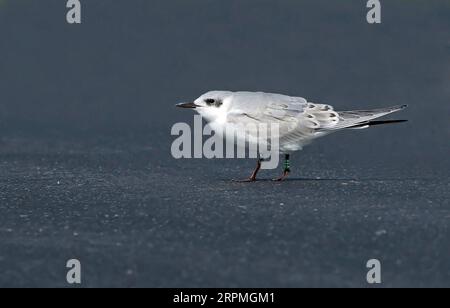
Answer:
232;178;257;183
232;177;257;183
272;171;290;182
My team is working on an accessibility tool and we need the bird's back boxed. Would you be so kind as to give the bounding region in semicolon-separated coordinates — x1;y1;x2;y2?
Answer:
230;91;308;113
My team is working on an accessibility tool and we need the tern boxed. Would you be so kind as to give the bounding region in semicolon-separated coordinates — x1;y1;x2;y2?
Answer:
177;91;407;181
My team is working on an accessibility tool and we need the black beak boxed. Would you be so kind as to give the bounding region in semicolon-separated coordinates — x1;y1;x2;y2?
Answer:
176;102;199;109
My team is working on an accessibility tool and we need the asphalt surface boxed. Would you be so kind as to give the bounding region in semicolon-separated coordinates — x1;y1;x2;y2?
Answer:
0;128;449;288
0;0;449;287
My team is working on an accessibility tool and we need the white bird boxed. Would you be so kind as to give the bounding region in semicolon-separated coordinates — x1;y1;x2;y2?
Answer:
177;91;407;181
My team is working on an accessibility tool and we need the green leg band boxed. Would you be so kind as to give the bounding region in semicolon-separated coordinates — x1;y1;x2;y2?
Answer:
283;159;291;173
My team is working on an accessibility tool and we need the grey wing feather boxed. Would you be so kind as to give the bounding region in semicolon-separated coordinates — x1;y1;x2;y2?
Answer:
325;104;408;131
228;96;339;139
227;92;309;130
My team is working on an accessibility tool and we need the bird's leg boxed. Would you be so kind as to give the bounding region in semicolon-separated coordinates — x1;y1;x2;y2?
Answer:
233;159;262;182
273;154;291;181
249;159;263;181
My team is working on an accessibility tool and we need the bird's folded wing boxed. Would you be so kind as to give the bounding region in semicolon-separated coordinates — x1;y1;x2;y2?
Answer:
226;99;340;139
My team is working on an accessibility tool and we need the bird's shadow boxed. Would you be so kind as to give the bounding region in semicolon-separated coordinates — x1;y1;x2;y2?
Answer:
224;177;426;183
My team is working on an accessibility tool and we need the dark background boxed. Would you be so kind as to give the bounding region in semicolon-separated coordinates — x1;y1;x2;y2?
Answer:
0;0;449;287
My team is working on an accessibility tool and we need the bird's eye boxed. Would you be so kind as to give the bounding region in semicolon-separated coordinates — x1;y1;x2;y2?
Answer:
204;98;223;107
204;99;215;106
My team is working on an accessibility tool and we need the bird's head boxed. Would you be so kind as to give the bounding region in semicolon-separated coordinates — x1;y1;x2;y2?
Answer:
176;91;234;122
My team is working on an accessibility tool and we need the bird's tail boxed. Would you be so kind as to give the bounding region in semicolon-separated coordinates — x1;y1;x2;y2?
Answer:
332;105;408;130
347;119;408;129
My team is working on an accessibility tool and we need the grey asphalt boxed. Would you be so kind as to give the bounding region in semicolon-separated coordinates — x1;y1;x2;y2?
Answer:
0;0;449;287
